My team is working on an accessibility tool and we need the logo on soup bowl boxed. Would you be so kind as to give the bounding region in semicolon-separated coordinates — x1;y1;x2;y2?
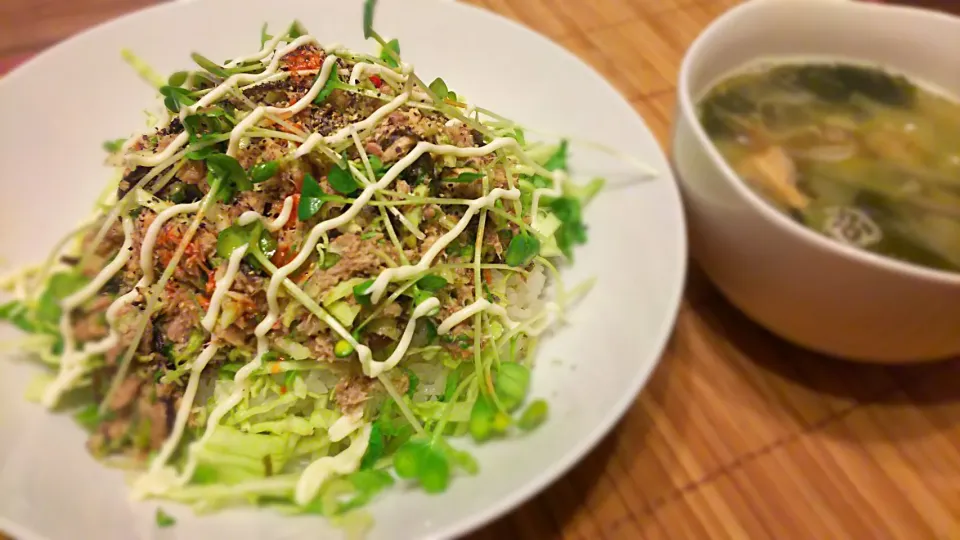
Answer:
672;0;960;362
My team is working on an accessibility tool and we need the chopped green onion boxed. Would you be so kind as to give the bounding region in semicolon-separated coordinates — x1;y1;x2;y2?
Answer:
250;161;279;183
334;339;355;358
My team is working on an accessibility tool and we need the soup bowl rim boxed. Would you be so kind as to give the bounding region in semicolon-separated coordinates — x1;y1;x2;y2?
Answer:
676;0;960;287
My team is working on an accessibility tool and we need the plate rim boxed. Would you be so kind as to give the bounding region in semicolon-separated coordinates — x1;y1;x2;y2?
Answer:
0;0;688;538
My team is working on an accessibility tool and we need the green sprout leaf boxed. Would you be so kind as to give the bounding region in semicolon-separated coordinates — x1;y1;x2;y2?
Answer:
363;0;379;39
393;438;450;494
337;469;394;513
0;300;35;333
102;138;126;153
549;197;587;259
367;155;386;178
287;20;308;39
73;404;103;432
445;170;482;183
416;275;447;292
544;139;569;172
360;421;385;470
353;279;375;306
380;38;401;68
313;69;344;105
205;153;252;201
260;23;273;48
37;272;88;327
250;161;279;183
518;399;548;431
159;85;195;113
328;162;360;194
183;109;230;143
509;128;526;146
428;77;449;100
155;508;176;528
505;233;540;267
469;395;497;442
298;173;328;220
167;71;189;87
404;368;419;397
190;52;228;78
495;362;530;412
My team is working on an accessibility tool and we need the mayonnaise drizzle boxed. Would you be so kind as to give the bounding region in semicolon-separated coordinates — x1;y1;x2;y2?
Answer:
294;424;372;506
200;245;248;332
364;297;440;378
41;217;135;407
367;186;520;304
238;195;294;232
327;409;365;442
44;202;202;407
437;299;519;336
127;35;341;168
139;344;220;485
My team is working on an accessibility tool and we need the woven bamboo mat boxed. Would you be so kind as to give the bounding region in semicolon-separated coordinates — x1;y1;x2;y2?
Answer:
2;0;959;539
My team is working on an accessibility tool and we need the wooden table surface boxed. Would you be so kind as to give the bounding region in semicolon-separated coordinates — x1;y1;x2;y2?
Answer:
2;1;959;539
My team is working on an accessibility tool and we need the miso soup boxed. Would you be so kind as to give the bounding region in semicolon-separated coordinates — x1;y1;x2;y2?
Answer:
699;62;960;273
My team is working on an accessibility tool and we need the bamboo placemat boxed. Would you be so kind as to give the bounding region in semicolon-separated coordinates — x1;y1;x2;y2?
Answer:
2;1;959;539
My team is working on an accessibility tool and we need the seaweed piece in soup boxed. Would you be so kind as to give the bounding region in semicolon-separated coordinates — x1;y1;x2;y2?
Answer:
794;65;852;102
698;87;755;138
793;64;916;107
835;65;916;107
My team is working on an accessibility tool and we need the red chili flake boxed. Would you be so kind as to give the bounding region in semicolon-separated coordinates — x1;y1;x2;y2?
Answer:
369;75;383;88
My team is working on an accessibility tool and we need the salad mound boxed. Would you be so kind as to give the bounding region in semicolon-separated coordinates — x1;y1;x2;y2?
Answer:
0;6;604;525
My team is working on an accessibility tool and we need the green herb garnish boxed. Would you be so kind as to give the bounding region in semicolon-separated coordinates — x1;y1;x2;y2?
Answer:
428;78;449;100
380;38;401;68
505;233;540;267
298;173;328;220
159;85;195;113
328;161;360;194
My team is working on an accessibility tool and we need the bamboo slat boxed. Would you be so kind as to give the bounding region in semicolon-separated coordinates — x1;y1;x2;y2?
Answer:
2;1;959;539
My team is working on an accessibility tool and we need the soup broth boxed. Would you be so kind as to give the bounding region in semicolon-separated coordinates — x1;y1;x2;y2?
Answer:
699;62;960;273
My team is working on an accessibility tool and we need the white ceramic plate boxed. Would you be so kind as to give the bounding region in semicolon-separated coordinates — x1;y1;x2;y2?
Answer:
0;0;685;538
